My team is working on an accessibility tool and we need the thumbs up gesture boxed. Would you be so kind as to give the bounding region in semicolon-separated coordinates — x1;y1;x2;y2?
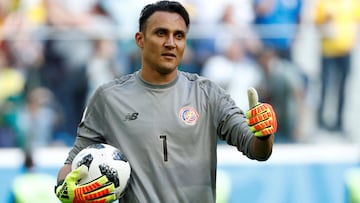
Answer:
246;87;278;137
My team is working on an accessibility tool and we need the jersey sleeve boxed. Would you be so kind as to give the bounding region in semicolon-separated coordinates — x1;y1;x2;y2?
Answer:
65;86;108;164
200;79;255;159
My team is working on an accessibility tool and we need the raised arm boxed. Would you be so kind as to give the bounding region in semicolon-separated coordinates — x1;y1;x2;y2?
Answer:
247;87;276;161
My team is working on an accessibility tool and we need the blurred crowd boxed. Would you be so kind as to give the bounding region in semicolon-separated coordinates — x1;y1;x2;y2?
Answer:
1;0;360;152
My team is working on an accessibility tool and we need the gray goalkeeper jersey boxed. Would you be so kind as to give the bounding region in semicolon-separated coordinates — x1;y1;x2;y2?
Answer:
65;70;255;203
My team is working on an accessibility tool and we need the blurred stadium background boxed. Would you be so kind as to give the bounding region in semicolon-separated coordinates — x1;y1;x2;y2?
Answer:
1;0;360;202
1;144;360;203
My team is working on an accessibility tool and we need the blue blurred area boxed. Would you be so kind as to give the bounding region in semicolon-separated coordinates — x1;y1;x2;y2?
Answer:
1;146;359;203
218;163;356;203
0;167;59;203
1;163;356;203
1;167;58;203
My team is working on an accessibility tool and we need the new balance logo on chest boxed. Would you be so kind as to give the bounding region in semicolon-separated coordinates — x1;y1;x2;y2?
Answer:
123;113;139;121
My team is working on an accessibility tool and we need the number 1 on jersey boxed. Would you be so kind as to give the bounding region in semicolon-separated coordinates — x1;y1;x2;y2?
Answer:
160;135;168;162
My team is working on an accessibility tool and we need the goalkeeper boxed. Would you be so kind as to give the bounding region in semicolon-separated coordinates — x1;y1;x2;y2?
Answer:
54;1;278;203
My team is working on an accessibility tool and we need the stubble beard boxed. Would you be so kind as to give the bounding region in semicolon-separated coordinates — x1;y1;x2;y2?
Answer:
156;63;177;75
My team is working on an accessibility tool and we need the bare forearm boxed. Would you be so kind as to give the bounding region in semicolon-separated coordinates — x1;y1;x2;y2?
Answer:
57;164;72;183
250;134;274;161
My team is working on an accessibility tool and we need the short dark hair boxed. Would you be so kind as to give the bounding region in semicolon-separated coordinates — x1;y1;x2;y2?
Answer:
139;0;190;32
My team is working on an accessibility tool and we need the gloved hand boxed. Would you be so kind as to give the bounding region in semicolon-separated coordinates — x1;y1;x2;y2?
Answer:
246;87;277;137
55;165;117;203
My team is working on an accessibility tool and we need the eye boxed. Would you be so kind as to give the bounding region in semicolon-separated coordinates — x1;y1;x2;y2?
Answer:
156;29;167;36
175;32;185;40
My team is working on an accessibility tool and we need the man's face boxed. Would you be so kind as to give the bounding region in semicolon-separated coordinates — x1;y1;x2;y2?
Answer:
136;11;187;75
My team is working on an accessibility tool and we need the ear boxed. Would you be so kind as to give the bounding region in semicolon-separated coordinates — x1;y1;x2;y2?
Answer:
135;32;144;48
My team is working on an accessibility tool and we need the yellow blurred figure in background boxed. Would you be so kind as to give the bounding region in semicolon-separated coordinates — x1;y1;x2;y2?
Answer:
314;0;360;57
313;0;360;132
11;152;60;203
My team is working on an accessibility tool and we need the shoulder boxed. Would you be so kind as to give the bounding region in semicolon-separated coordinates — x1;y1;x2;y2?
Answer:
103;73;134;89
88;73;136;103
94;73;136;95
179;71;214;85
178;71;226;95
179;71;201;81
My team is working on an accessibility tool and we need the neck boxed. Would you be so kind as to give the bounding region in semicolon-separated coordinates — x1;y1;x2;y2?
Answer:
140;68;178;85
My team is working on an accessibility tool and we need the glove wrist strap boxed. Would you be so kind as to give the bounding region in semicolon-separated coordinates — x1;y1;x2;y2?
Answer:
255;134;272;140
54;179;65;194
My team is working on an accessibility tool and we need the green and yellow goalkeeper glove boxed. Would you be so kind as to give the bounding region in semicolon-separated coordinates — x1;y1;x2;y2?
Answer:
246;87;278;137
55;165;117;203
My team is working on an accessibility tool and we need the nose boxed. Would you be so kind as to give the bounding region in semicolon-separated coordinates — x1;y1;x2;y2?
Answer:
164;36;176;48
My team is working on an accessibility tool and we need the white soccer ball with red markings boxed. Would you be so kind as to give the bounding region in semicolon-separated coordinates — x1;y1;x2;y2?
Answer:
71;143;131;199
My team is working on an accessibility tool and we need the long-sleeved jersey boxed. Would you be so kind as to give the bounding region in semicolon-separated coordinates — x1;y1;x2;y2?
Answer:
65;70;255;203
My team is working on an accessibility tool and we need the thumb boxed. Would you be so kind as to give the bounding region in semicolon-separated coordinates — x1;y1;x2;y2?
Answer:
69;164;89;182
76;165;89;180
247;87;259;109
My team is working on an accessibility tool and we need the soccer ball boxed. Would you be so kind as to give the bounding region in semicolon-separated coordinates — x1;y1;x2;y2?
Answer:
71;143;131;199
